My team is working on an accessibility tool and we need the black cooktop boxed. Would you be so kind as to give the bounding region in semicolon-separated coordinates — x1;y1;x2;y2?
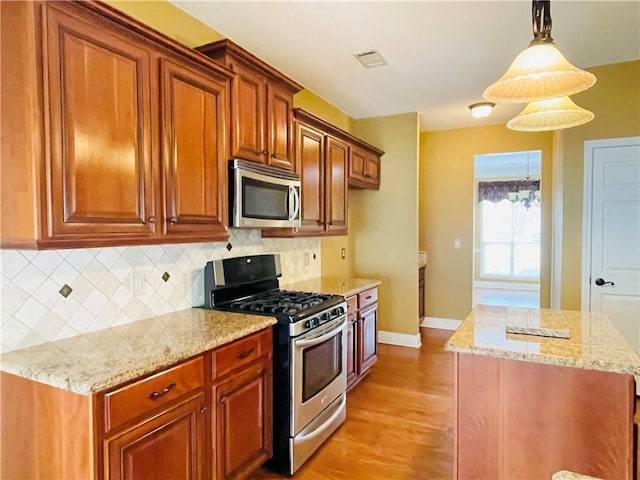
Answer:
226;290;334;316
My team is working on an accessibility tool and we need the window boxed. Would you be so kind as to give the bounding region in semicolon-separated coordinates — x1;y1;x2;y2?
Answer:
480;199;540;278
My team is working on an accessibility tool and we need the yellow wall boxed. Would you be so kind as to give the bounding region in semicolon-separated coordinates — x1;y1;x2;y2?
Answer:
420;126;553;320
103;1;224;47
293;90;354;134
560;60;640;310
350;113;421;336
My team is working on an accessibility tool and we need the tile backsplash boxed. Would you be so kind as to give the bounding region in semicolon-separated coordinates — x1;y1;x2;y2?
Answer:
0;229;321;352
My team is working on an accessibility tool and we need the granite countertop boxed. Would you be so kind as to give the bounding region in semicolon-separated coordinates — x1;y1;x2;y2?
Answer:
282;277;381;297
444;304;640;375
0;309;275;395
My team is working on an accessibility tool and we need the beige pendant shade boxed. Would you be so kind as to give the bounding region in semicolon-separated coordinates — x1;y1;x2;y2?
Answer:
507;96;594;132
483;42;596;103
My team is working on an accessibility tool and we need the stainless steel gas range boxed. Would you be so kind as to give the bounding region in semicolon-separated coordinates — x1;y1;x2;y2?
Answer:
203;254;347;476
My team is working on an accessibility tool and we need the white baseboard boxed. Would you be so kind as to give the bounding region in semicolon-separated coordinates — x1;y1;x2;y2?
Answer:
474;281;539;291
378;330;421;348
420;317;462;331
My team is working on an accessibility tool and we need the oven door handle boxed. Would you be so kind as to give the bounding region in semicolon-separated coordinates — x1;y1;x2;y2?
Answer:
295;320;346;347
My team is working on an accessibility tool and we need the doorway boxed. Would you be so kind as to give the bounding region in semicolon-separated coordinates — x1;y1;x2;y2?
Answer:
473;151;542;308
582;137;640;353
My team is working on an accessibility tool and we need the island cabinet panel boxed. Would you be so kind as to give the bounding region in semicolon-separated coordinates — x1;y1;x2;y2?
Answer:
160;58;228;240
0;1;233;248
197;39;302;172
104;393;206;480
454;353;635;480
45;2;157;240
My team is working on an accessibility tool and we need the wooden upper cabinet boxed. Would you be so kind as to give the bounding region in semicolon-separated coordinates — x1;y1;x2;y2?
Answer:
160;58;228;241
267;82;296;170
0;1;233;248
297;123;326;234
325;136;348;235
348;145;382;190
44;3;156;241
196;40;302;171
231;63;266;163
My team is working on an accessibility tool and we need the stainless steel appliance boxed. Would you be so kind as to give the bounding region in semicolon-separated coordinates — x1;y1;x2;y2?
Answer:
203;254;347;476
229;159;301;229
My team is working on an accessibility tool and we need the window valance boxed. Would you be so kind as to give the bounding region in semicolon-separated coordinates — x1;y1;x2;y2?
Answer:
478;180;540;204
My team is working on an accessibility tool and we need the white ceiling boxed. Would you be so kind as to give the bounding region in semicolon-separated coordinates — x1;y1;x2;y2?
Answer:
173;1;640;132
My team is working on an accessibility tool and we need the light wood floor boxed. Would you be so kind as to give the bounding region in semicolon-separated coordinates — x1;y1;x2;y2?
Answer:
256;328;455;480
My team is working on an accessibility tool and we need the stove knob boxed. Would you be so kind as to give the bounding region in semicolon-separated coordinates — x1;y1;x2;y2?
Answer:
304;320;311;329
321;312;331;322
313;318;320;328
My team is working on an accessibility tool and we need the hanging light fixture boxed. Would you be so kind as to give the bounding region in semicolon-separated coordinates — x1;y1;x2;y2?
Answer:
483;0;596;104
507;95;595;131
508;153;540;209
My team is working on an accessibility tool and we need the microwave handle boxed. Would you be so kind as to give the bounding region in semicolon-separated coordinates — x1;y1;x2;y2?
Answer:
289;186;300;221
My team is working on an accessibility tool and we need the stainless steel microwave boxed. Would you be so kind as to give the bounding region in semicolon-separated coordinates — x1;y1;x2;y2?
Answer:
229;159;301;228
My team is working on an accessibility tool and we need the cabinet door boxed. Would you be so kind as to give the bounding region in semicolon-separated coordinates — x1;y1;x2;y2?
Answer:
160;58;228;241
230;64;266;164
213;359;272;479
325;136;348;234
44;4;156;240
297;123;326;235
267;82;295;171
346;314;358;388
105;393;206;480
359;304;378;374
349;146;367;183
365;152;381;189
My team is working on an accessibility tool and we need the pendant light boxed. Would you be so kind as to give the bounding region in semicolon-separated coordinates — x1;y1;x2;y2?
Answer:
507;95;595;132
483;0;596;103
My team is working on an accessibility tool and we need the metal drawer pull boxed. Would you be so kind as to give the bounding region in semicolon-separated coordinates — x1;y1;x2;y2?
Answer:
148;382;176;400
237;347;255;360
365;295;373;300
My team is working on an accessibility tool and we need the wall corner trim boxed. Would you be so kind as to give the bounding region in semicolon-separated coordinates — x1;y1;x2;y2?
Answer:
378;331;421;348
420;317;462;331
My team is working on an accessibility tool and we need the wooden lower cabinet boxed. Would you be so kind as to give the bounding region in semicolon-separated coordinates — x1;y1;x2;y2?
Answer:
213;358;273;479
418;266;425;319
0;329;273;480
104;393;206;480
346;287;379;390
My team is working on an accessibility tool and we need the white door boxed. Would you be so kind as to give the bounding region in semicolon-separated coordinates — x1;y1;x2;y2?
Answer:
584;137;640;352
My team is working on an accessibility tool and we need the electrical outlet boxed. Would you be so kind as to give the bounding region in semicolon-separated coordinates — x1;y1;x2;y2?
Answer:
454;238;462;249
133;270;146;295
304;253;310;265
341;248;346;260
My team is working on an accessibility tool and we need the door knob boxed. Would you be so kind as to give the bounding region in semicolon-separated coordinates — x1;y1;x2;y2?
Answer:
594;278;615;287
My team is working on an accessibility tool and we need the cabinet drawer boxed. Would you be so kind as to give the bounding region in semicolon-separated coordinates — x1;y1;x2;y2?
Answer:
104;356;204;432
346;295;358;315
212;328;272;379
358;287;378;309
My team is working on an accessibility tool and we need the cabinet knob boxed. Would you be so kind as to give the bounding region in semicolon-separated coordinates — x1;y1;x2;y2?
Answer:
169;217;178;223
261;150;268;156
271;153;278;158
200;406;208;414
147;216;156;224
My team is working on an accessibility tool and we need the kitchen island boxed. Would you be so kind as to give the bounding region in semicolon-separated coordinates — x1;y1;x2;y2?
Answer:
445;305;639;480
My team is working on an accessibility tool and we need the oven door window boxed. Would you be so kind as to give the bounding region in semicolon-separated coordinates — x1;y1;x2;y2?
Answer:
302;332;343;403
242;177;290;220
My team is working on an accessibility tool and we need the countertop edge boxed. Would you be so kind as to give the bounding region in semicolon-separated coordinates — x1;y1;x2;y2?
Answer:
444;343;639;376
1;313;277;395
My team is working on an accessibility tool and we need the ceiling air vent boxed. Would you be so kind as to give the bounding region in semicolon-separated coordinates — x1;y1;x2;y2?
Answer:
354;50;387;68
